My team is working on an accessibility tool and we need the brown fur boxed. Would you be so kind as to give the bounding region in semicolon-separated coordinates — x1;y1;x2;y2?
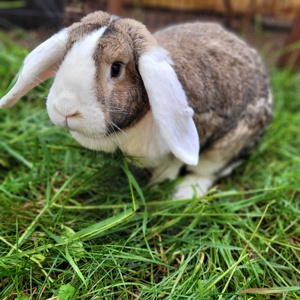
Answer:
65;13;272;159
154;23;272;157
93;20;150;131
66;13;156;131
0;9;273;188
66;11;111;49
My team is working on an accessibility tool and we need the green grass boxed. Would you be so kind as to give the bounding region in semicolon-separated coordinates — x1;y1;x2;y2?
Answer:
0;30;300;300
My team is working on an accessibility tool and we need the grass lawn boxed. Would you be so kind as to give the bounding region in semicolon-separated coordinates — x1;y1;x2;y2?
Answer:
0;30;299;300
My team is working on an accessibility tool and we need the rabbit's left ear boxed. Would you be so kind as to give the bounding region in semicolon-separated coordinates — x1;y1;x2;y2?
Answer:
0;29;69;108
139;48;199;165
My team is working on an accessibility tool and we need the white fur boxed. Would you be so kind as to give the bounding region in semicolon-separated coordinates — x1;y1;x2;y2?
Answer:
54;44;201;169
47;27;109;150
173;154;232;199
138;47;199;166
0;29;69;108
116;111;171;167
109;15;119;22
75;110;170;167
150;155;184;183
0;15;271;201
174;176;214;199
267;91;273;105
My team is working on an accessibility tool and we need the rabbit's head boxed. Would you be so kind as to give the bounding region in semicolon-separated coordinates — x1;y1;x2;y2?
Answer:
0;11;199;165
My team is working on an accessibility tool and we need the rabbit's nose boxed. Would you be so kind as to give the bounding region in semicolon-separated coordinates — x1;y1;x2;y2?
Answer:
53;103;77;117
66;111;84;130
49;103;82;129
66;111;83;119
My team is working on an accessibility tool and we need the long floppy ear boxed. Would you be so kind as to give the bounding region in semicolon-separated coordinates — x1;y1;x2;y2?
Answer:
0;29;69;108
139;47;199;165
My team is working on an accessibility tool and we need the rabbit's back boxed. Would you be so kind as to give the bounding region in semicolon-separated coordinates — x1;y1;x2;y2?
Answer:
154;23;272;152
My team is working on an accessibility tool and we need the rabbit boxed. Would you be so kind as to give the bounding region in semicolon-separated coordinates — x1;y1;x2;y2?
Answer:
0;11;272;199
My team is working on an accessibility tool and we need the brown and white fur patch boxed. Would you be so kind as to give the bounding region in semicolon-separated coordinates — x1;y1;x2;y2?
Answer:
0;11;273;199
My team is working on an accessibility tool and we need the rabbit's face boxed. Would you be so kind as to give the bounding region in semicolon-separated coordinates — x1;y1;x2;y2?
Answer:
0;11;199;165
47;23;149;152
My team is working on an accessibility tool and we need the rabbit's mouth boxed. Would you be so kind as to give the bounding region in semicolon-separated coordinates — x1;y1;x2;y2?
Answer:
69;130;118;153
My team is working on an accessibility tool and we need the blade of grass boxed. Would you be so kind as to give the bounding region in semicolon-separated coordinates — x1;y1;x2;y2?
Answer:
0;235;53;283
0;140;33;169
211;201;274;297
240;286;300;295
6;173;79;256
66;209;135;242
64;246;87;286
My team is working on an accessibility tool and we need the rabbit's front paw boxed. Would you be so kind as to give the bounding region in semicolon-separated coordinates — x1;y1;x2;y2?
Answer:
173;175;214;200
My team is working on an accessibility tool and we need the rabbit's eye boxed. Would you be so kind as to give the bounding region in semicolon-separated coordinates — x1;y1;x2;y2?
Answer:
111;62;122;78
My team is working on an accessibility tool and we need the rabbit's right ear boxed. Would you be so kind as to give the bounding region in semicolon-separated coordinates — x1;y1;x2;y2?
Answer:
0;29;69;108
138;47;199;166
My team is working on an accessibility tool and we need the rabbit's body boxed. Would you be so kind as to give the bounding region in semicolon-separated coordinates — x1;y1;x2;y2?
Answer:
152;23;272;196
155;23;272;149
0;11;272;198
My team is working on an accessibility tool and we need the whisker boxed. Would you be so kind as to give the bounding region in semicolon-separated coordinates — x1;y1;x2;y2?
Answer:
110;122;128;138
106;109;128;114
106;121;124;151
105;105;128;112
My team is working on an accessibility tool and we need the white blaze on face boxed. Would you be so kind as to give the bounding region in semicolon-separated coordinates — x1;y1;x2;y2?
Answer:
46;27;108;142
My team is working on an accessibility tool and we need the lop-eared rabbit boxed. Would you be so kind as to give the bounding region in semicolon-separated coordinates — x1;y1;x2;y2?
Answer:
0;11;272;198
